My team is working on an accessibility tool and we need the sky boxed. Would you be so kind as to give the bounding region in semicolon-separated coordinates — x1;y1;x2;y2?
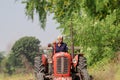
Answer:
0;0;61;51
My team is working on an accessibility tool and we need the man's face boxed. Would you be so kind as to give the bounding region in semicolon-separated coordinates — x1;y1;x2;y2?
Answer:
58;37;63;44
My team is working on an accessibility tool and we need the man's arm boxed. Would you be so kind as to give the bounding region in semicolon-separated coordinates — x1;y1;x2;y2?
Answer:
65;43;68;52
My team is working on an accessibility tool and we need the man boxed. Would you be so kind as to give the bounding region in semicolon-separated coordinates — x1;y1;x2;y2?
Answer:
55;35;68;53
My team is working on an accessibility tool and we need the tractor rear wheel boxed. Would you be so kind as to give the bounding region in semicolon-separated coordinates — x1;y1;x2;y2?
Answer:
34;55;45;80
77;55;90;80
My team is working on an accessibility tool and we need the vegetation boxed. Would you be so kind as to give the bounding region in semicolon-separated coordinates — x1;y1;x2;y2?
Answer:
20;0;120;79
89;61;120;80
0;52;5;72
0;36;40;75
0;52;5;63
0;73;35;80
12;36;40;65
0;0;120;80
21;0;120;66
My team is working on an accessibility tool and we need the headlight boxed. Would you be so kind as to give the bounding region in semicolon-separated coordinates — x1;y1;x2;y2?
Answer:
72;59;77;63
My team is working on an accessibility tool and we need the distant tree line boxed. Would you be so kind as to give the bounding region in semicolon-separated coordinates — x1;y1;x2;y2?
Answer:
0;36;40;75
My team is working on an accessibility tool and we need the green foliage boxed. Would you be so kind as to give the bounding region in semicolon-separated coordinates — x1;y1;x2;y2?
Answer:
21;0;82;28
1;52;22;75
52;0;81;23
22;0;48;29
0;52;5;64
1;57;14;75
85;0;120;20
21;0;120;66
0;52;5;72
12;36;40;65
0;36;40;75
62;10;120;65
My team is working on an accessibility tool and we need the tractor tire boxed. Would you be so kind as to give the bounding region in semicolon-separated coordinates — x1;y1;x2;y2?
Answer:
34;55;45;80
77;56;90;80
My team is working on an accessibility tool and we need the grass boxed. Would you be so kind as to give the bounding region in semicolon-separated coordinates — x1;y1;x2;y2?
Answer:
1;64;120;80
89;61;120;80
0;73;35;80
114;64;120;80
1;63;120;80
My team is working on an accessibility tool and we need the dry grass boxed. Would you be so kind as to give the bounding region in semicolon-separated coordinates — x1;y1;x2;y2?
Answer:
114;64;120;80
89;62;120;80
1;64;119;80
0;73;35;80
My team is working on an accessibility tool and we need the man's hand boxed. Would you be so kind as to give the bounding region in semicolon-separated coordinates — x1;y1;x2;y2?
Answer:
52;41;56;44
48;43;52;47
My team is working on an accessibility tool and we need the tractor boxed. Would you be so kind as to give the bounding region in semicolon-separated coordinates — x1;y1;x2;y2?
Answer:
34;42;90;80
34;20;90;80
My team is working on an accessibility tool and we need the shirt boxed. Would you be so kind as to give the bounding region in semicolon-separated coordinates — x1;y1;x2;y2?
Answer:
55;42;68;53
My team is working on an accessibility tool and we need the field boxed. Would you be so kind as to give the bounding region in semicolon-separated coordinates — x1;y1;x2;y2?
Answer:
0;63;120;80
89;62;120;80
0;73;35;80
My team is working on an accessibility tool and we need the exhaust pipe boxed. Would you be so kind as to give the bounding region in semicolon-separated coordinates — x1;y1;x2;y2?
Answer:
70;20;74;59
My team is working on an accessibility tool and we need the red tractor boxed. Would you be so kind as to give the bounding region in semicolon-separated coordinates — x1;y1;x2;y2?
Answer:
34;42;90;80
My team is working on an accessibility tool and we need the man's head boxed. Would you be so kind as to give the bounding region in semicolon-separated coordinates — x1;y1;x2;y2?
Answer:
57;35;63;44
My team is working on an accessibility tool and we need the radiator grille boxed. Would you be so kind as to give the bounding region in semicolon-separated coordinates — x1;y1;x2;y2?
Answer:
56;57;68;74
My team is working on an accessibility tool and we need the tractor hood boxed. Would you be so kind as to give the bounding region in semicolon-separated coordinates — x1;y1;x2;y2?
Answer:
53;52;72;77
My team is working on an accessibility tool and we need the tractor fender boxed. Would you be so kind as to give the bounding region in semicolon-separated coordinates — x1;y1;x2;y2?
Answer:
72;55;78;67
42;54;47;66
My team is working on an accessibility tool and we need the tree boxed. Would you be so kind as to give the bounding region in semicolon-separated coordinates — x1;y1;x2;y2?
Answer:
20;0;120;66
1;52;22;75
85;0;120;22
21;0;120;27
0;52;5;64
12;36;40;70
21;0;81;28
0;51;5;72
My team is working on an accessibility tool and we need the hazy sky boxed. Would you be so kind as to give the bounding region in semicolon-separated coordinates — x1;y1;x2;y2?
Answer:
0;0;61;51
